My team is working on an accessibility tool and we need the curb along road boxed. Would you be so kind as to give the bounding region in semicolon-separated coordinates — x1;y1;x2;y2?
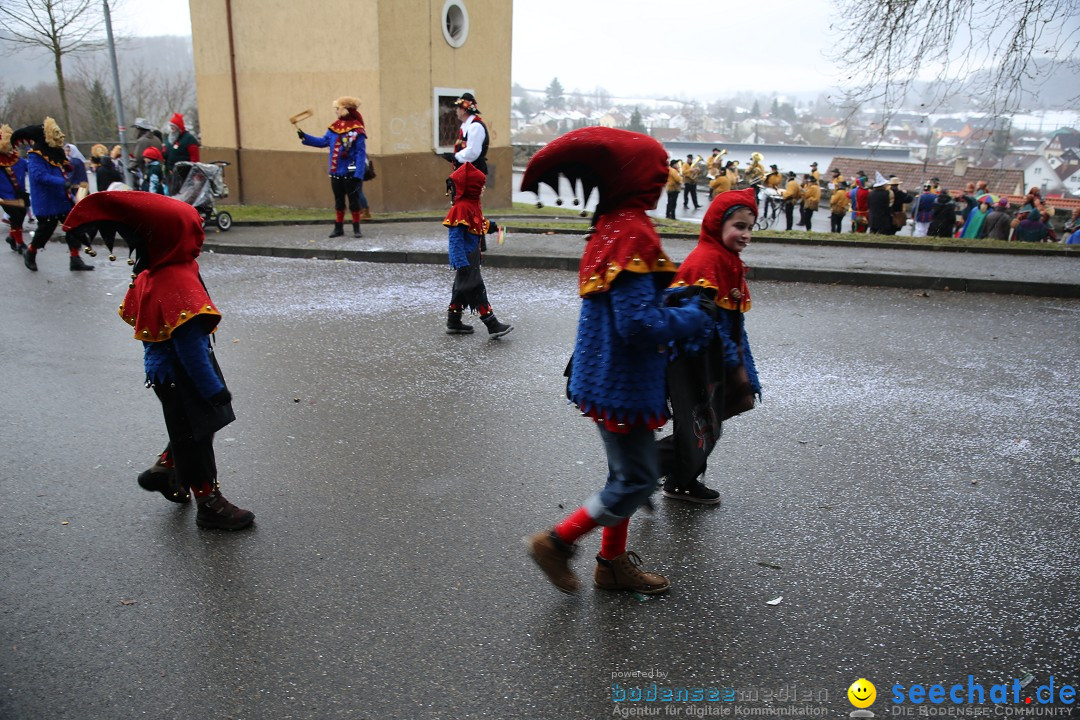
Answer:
205;221;1080;299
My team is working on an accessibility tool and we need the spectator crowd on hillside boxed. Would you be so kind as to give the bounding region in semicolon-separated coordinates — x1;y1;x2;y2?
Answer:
664;148;1073;243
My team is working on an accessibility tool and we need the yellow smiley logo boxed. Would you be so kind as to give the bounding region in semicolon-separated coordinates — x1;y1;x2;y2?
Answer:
848;678;876;709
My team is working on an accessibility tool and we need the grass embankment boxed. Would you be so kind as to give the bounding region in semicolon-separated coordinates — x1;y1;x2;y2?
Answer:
227;203;1076;253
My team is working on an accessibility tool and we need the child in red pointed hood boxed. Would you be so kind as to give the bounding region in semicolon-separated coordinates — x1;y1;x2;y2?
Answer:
522;127;712;595
442;161;512;337
141;145;165;194
63;191;255;530
658;188;762;504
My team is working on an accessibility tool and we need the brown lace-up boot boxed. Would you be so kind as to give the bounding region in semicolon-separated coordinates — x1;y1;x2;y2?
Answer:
594;551;670;594
525;530;579;594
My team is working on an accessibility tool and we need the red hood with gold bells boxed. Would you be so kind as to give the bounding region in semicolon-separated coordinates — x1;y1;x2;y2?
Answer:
63;192;221;341
442;162;489;236
671;188;757;312
520;127;675;297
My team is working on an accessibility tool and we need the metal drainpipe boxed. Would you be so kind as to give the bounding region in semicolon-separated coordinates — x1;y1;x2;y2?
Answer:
225;0;244;203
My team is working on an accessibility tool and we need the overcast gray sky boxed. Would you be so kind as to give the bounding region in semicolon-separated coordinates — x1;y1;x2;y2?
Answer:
511;0;842;98
119;0;844;99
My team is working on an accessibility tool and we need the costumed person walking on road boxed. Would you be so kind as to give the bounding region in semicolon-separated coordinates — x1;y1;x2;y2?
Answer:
63;192;255;530
657;188;761;504
443;161;512;338
1;123;29;254
11;118;93;272
521;127;712;595
297;96;369;238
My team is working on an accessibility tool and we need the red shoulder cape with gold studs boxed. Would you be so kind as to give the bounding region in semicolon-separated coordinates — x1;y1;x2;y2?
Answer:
442;162;489;236
578;210;674;297
62;192;221;341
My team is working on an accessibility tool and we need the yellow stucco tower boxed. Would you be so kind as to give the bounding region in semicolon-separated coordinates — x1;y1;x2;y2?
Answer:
188;0;511;210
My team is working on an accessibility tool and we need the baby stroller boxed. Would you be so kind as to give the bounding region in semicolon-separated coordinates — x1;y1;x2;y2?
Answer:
168;161;233;231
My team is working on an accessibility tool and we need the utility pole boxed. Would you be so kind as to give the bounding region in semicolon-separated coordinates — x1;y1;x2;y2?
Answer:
102;0;133;186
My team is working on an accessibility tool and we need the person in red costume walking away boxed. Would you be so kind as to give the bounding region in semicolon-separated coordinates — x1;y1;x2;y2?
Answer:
442;161;512;337
63;192;254;530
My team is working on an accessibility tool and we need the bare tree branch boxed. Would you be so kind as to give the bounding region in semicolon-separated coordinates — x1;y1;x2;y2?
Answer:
830;0;1080;132
0;0;105;133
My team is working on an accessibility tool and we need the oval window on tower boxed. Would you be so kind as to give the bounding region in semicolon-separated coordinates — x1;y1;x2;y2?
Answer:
442;0;469;48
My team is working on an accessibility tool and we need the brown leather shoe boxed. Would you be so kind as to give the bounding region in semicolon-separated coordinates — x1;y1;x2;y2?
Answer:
525;530;579;594
594;551;670;594
195;490;254;530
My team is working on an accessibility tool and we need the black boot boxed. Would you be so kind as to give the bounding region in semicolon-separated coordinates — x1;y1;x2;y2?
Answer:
446;309;474;334
5;236;17;252
352;223;362;238
328;223;344;238
23;250;37;271
480;312;513;338
69;254;94;271
195;490;255;530
137;462;190;504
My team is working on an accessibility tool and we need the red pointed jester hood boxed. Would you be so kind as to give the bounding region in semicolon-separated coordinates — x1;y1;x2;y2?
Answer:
442;162;489;236
63;191;221;341
520;127;674;297
671;188;757;312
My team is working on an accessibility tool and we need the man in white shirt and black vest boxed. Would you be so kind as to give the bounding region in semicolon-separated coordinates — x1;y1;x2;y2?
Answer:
452;92;489;176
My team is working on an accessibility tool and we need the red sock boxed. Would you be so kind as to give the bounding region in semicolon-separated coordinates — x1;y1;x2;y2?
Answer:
158;449;174;469
189;482;214;498
350;210;360;224
335;210;345;223
554;506;598;544
69;248;79;258
600;518;629;560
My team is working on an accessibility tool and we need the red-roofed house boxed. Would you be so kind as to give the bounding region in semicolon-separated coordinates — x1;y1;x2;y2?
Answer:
825;156;1025;196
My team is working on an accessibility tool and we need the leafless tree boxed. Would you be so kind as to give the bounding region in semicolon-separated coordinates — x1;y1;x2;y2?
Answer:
830;0;1080;126
0;82;62;129
0;0;107;136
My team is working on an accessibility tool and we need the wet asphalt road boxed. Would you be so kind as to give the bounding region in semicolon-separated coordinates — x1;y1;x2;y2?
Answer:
1;250;1078;719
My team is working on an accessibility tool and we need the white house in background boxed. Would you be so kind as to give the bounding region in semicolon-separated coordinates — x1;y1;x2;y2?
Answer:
1044;130;1080;160
974;153;1063;194
645;112;672;130
669;114;688;131
1055;163;1080;196
509;109;525;131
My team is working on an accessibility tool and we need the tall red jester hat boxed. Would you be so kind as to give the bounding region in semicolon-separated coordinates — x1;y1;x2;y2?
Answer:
520;127;674;297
